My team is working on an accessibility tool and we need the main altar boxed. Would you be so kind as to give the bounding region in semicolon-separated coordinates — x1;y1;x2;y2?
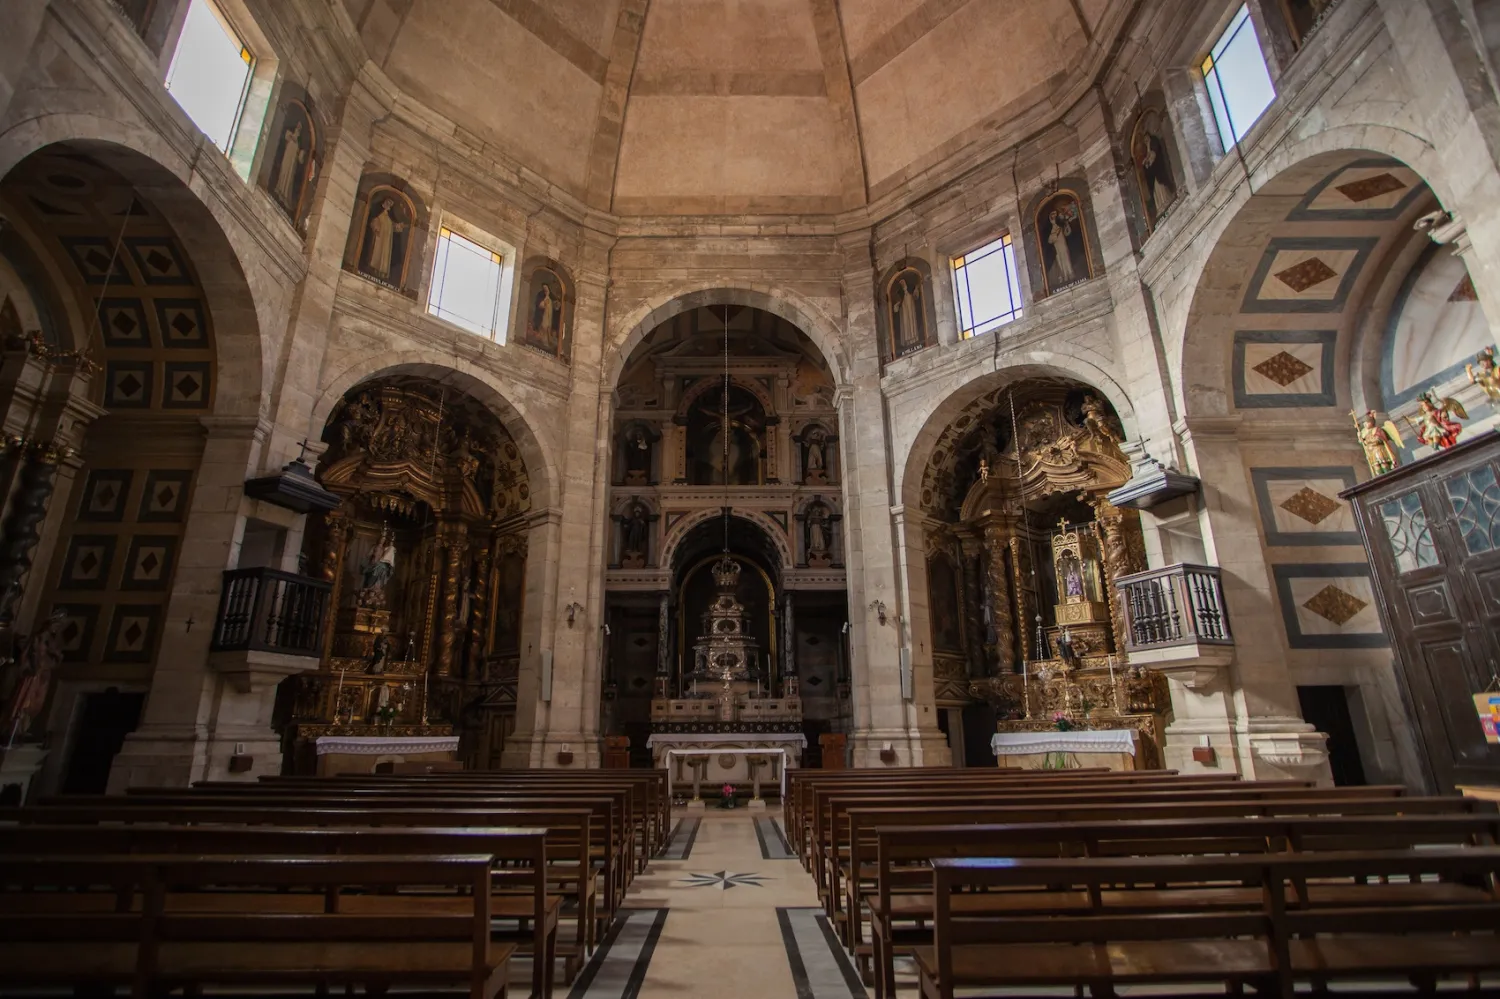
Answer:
647;553;804;800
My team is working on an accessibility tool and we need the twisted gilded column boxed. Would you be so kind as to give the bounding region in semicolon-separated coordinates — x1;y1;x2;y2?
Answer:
978;516;1017;673
0;438;73;629
1091;498;1146;653
437;523;469;677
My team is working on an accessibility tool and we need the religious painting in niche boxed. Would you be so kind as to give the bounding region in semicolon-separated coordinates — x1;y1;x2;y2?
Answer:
356;188;415;288
687;383;765;486
1036;191;1093;295
1131;108;1179;232
518;262;573;361
927;553;963;653
267;99;317;226
888;268;928;359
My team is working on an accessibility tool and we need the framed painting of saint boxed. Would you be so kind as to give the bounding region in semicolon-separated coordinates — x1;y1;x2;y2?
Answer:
518;263;573;361
356;188;415;289
1035;191;1093;295
888;268;928;359
267;99;317;224
1131;107;1179;233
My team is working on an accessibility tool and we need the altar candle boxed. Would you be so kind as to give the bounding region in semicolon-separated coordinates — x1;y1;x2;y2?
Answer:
333;667;346;723
421;669;429;722
1107;654;1116;689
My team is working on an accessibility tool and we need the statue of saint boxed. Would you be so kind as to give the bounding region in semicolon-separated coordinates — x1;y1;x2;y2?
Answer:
363;198;407;283
3;608;67;745
364;632;391;675
1468;346;1500;403
272;119;306;210
807;505;830;559
1352;410;1402;475
805;432;826;478
892;275;922;352
623;501;649;557
1415;391;1467;450
1048;208;1076;287
1081;394;1121;444
358;530;397;607
624;427;651;479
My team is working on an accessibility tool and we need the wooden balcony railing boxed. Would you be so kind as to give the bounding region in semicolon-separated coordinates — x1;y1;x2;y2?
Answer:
1117;563;1233;652
211;567;331;656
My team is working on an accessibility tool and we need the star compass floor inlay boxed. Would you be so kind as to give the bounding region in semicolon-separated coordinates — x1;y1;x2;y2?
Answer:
675;870;769;890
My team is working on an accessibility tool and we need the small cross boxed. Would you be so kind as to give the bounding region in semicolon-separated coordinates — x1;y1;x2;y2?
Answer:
295;439;313;462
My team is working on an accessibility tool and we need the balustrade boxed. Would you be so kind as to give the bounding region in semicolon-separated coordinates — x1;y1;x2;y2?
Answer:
211;567;331;656
1117;563;1232;652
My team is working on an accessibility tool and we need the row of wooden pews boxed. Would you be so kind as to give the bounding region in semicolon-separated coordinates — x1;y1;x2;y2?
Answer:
0;767;667;998
787;767;1500;998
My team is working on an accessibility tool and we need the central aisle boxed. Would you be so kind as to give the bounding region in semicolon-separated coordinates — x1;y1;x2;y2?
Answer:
568;807;868;999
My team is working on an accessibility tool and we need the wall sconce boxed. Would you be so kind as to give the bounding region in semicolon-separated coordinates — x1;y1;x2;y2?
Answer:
565;602;584;627
869;600;888;626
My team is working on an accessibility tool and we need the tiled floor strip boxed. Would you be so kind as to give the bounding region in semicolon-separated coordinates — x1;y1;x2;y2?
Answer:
755;816;797;859
776;906;867;999
658;816;700;859
566;908;669;999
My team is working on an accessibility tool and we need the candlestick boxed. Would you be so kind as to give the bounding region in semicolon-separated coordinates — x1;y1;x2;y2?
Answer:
421;669;429;725
333;667;346;727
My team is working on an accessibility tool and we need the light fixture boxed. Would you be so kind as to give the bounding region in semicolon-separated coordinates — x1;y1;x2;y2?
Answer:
565;602;583;627
869;600;888;626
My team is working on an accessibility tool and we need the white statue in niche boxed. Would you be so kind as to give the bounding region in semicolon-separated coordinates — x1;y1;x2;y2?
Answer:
363;198;407;282
272;119;306;209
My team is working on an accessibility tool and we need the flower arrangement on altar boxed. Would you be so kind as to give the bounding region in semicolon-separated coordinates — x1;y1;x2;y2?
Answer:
1052;711;1077;732
718;783;736;809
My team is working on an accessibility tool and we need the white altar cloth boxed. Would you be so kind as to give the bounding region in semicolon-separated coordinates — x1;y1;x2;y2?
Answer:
645;733;807;748
659;747;794;799
991;730;1137;756
315;735;460;756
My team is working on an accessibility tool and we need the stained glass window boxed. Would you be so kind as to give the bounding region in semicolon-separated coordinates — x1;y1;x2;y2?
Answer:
1378;491;1438;574
1444;465;1500;555
952;234;1023;339
1201;4;1276;152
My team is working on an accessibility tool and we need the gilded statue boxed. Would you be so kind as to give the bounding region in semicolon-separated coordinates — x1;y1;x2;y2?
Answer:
1468;345;1500;403
1351;410;1402;475
1080;393;1121;444
1414;391;1466;450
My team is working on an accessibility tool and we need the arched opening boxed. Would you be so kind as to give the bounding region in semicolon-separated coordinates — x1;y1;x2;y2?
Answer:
279;373;535;771
906;375;1169;767
604;303;851;769
0;139;260;793
1175;146;1469;787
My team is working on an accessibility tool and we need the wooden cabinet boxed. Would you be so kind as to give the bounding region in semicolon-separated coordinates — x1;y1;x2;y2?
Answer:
1342;431;1500;793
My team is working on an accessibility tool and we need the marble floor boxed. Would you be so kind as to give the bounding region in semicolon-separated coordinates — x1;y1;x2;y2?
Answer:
566;806;867;999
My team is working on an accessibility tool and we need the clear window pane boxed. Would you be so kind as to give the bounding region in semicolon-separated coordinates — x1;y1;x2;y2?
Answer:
1203;4;1275;151
428;227;505;339
951;234;1023;339
165;0;253;154
1378;491;1438;574
1444;465;1500;555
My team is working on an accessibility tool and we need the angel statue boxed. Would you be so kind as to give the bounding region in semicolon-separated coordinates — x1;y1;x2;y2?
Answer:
1352;410;1402;475
1414;391;1467;451
1468;345;1500;403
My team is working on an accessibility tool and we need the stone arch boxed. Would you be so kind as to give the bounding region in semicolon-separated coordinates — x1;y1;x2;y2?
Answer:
310;354;559;512
1175;146;1443;422
659;507;793;573
606;285;850;391
895;356;1137;511
0;119;288;420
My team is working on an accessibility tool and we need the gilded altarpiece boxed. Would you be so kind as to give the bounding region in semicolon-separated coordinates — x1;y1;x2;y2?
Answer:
919;385;1167;763
282;378;531;771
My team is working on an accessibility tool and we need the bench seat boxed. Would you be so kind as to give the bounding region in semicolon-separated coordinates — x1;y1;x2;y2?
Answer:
913;939;1274;988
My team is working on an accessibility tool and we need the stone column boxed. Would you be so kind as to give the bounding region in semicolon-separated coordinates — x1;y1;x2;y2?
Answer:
503;233;614;768
109;416;317;788
839;227;950;767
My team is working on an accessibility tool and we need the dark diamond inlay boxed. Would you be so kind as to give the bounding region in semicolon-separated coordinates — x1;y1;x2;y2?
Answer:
116;373;143;398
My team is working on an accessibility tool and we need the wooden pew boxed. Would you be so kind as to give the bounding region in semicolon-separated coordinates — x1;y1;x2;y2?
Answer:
6;803;599;973
915;848;1500;999
104;788;629;935
0;853;513;998
0;823;559;997
867;809;1500;998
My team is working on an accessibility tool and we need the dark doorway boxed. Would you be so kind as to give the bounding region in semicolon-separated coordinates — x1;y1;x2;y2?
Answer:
60;689;144;794
962;702;998;768
1297;685;1368;787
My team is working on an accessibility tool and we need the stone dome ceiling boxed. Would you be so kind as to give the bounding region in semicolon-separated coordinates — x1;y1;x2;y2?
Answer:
342;0;1128;215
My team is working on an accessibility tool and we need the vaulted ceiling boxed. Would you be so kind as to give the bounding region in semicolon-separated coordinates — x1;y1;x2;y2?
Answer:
341;0;1130;215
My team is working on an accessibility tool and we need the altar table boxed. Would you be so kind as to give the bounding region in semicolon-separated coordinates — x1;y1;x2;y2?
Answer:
646;733;806;800
313;735;461;775
990;729;1139;772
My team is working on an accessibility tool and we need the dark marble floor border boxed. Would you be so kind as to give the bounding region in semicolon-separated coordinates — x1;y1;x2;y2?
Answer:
566;907;668;999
